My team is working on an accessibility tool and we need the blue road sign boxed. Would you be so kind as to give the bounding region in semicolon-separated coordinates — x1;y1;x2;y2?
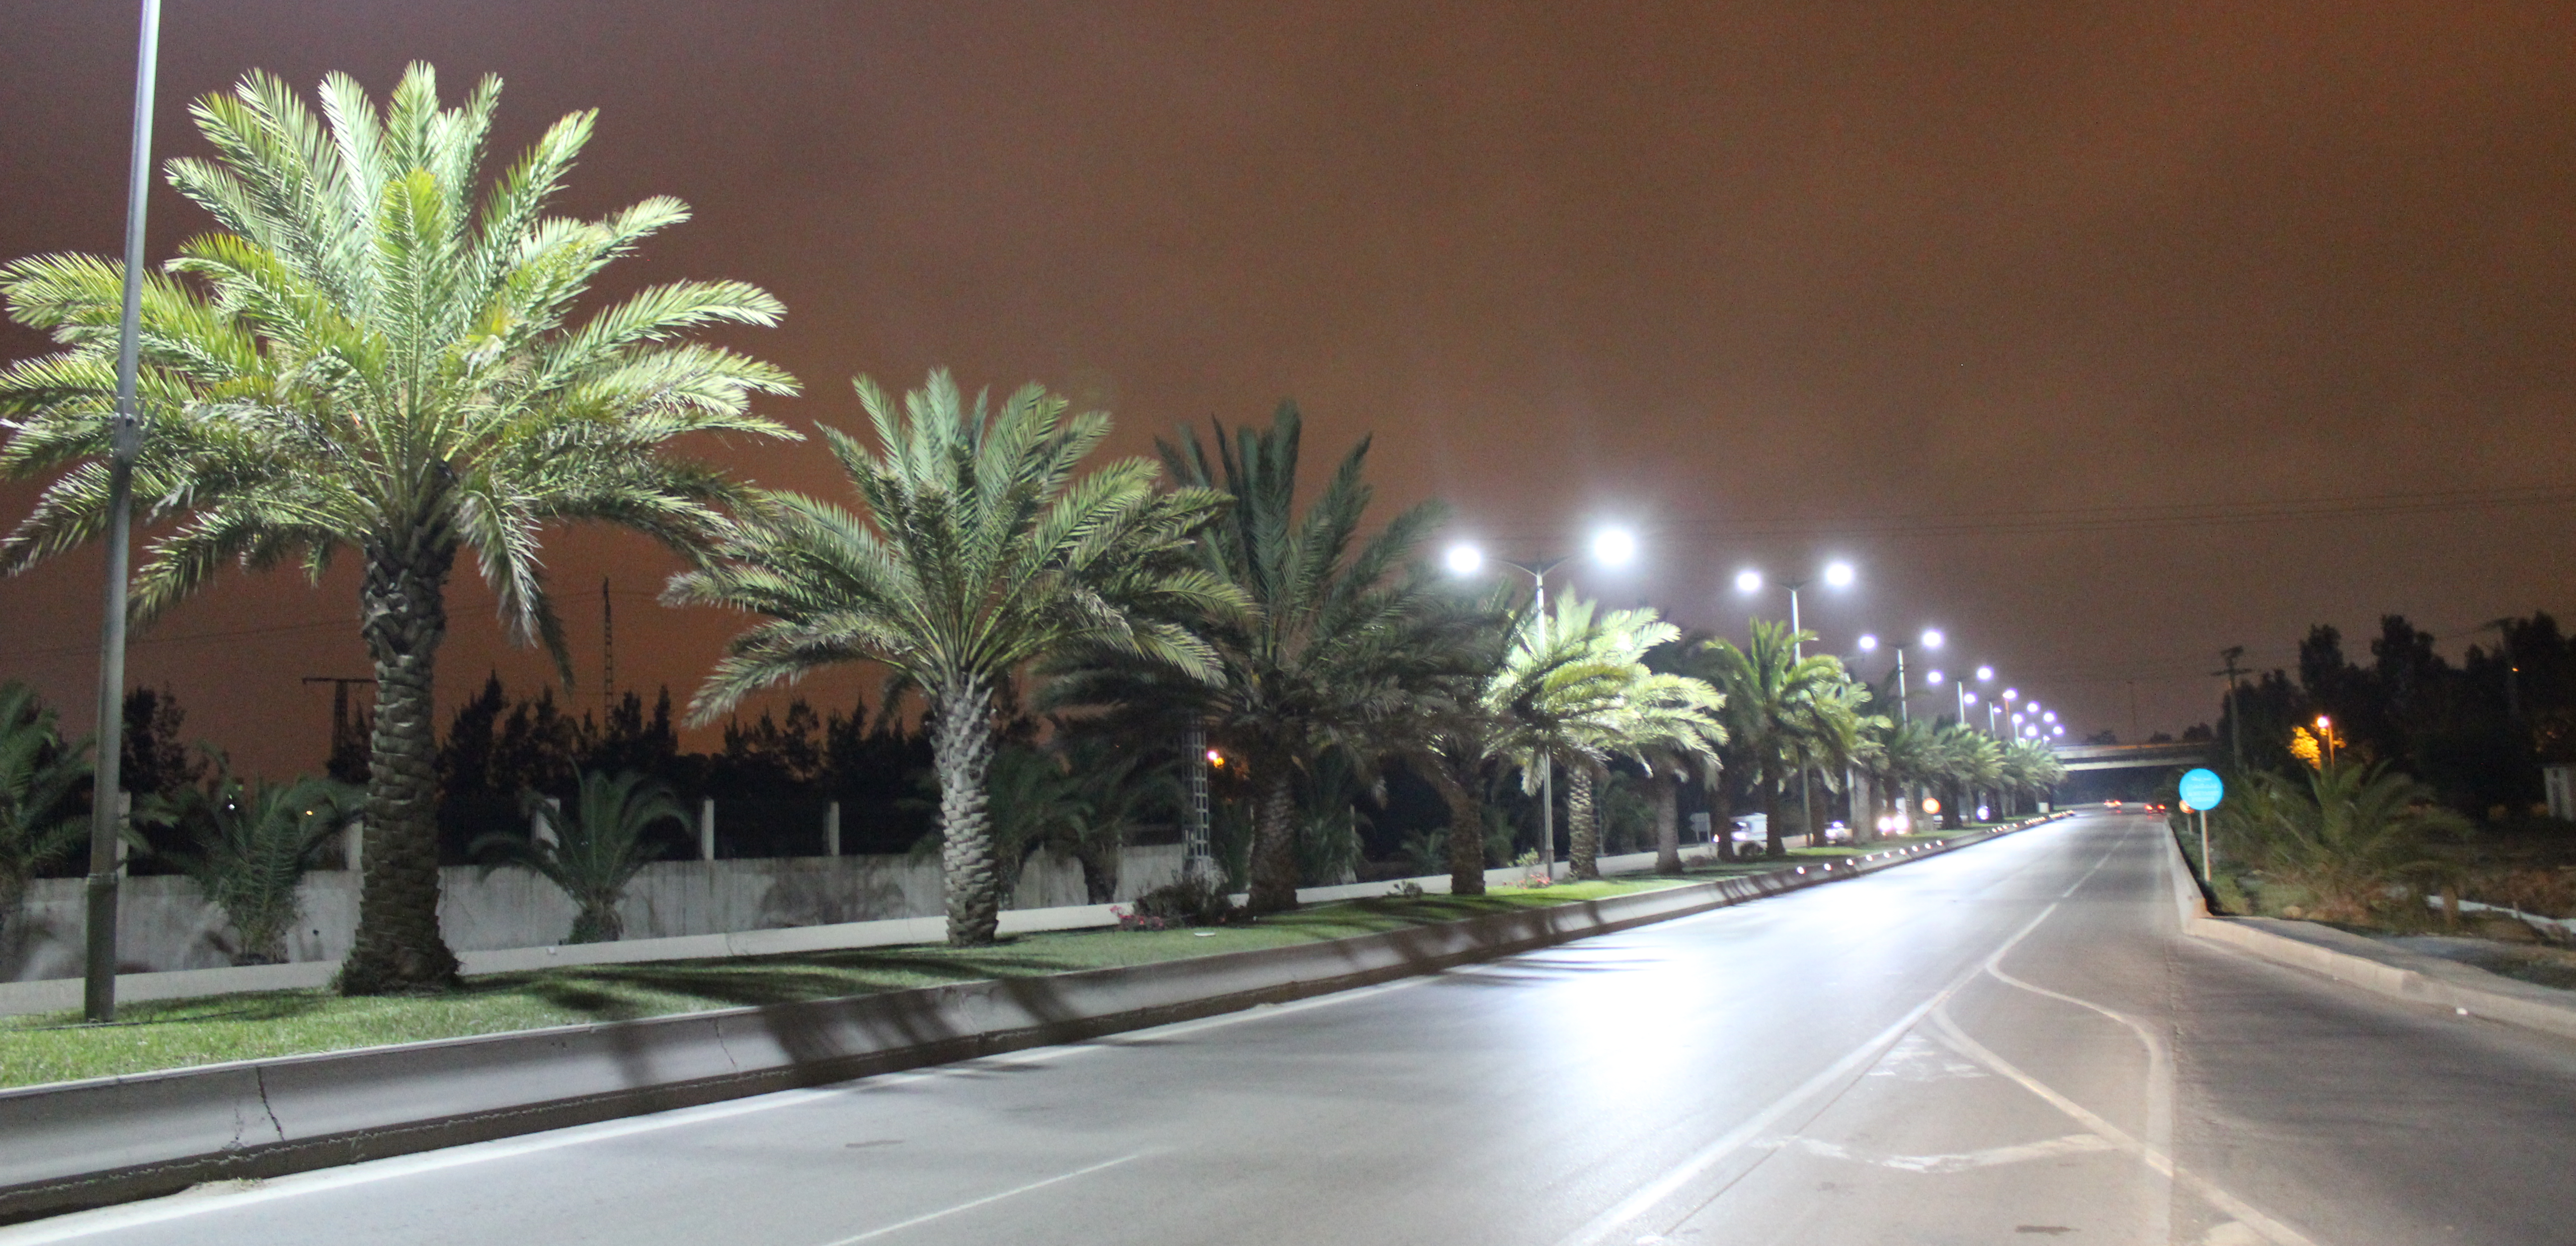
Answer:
2178;768;2225;811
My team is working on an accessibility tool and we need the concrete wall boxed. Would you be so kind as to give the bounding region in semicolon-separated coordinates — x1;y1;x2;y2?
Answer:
2;845;1188;982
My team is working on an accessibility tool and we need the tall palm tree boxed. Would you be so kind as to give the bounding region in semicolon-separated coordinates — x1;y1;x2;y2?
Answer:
0;67;799;993
670;371;1233;945
1931;723;2002;828
0;682;89;945
473;769;682;944
1703;620;1857;858
1550;606;1724;880
1996;738;2066;815
1043;404;1476;914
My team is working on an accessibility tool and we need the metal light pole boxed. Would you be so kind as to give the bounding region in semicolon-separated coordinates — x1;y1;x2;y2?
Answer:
82;0;163;1024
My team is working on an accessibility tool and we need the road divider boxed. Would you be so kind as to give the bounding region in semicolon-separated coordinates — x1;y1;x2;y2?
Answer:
0;813;2068;1226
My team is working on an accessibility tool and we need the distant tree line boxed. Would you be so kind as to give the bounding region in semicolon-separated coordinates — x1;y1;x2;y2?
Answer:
2212;613;2573;820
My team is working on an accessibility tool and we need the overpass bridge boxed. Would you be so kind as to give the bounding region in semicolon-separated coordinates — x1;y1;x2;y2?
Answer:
2051;741;2210;772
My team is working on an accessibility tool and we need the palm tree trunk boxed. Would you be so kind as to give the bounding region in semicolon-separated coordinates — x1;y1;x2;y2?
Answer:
1652;771;1682;874
1441;781;1487;896
1246;769;1300;914
1567;767;1600;880
933;672;1001;946
1941;781;1965;830
339;543;463;995
1073;843;1119;904
1764;780;1787;858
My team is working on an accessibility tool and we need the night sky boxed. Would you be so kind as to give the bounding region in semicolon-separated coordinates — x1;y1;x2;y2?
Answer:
5;0;2575;777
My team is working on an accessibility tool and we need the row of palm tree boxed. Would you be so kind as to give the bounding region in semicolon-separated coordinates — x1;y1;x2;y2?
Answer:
0;66;2061;991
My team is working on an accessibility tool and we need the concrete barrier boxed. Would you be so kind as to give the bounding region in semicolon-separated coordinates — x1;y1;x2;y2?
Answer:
2159;822;2576;1043
0;824;2058;1224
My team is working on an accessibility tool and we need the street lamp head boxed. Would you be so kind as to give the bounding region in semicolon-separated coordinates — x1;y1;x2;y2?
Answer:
1734;568;1763;594
1962;691;1978;705
1926;669;1944;686
2315;714;2332;729
1921;628;1945;649
1976;665;1994;682
2052;724;2065;737
1591;527;1637;567
2003;688;2018;702
2043;711;2056;722
1443;543;1484;577
1823;560;1856;588
1856;633;1879;652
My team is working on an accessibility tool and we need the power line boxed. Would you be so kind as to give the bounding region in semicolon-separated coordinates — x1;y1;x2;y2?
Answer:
1467;482;2576;542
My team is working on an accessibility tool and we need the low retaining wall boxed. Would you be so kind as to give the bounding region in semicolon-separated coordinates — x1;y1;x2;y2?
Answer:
2159;826;2576;1042
3;846;1189;983
0;819;2064;1223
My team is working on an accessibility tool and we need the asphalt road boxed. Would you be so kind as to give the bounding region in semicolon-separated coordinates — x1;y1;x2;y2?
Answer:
11;811;2575;1246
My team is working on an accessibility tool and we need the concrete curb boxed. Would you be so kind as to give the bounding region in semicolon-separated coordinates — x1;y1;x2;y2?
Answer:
0;820;2057;1224
2160;823;2576;1043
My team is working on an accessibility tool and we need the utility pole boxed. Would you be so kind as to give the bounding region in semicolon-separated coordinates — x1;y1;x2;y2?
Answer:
2213;646;2249;772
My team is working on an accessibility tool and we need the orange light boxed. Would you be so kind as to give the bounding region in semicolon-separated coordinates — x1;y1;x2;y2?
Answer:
1205;750;1224;767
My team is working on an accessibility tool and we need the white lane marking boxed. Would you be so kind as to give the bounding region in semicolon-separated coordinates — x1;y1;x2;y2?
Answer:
1552;832;2124;1246
1769;1132;2115;1173
1927;1011;2321;1246
1863;1033;1988;1082
814;1151;1145;1246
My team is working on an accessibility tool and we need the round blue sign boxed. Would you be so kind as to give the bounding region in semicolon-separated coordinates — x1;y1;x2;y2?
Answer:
2178;768;2224;811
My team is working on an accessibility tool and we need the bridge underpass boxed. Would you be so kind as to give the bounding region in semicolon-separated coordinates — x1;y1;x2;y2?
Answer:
2049;741;2211;803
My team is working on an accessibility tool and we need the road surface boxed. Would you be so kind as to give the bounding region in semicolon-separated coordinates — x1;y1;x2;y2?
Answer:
11;811;2574;1245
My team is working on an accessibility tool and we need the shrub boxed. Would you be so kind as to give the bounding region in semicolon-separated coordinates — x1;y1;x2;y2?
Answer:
1120;875;1240;929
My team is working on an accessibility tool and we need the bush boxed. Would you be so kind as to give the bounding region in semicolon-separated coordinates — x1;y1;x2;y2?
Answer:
1117;875;1239;930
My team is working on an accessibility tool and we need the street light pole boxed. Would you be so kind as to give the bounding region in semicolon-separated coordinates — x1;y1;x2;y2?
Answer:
83;0;163;1025
1498;555;1566;882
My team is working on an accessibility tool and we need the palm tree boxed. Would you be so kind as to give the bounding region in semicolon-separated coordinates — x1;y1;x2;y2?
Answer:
2210;760;2471;922
166;765;361;964
1859;717;1938;839
1550;606;1724;880
1703;620;1858;857
1042;404;1476;914
0;682;89;945
1997;739;2066;815
0;67;800;993
670;371;1233;945
473;769;683;944
1930;723;2001;828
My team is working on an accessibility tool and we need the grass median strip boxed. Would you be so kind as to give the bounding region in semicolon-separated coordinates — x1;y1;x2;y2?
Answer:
0;875;1733;1091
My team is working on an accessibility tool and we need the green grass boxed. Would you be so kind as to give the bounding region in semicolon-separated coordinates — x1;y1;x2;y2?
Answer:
0;877;1696;1090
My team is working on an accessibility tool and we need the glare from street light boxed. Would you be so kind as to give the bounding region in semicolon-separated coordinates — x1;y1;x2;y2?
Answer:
1824;561;1855;588
2043;711;2057;723
1922;628;1944;649
2003;688;2018;701
1976;665;1994;682
1857;634;1879;652
1444;543;1484;576
1962;691;1978;705
1592;527;1637;566
2051;725;2065;737
1926;669;1944;686
1734;568;1762;594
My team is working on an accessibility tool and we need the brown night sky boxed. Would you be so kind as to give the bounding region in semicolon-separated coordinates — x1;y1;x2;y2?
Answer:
4;0;2575;777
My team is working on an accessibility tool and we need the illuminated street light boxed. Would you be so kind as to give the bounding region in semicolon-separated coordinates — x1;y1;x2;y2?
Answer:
1592;527;1637;566
1922;628;1945;649
1734;568;1763;594
1444;543;1484;576
1976;665;1994;683
1857;634;1879;652
1926;669;1944;686
1824;560;1856;588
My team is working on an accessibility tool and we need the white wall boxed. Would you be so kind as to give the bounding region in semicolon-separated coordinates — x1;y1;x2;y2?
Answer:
2;845;1188;982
